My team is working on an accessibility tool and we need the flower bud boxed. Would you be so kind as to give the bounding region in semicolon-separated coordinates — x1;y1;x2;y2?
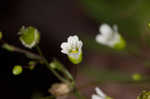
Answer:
132;73;142;81
148;23;150;28
48;83;72;96
19;26;40;48
49;60;62;70
12;65;23;75
28;61;36;70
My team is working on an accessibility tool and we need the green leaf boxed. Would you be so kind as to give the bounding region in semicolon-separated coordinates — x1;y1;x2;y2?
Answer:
19;26;40;48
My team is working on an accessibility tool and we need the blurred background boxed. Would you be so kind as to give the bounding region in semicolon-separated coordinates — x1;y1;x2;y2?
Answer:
1;0;150;99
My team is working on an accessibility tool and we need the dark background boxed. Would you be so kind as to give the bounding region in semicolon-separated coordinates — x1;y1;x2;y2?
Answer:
0;0;96;99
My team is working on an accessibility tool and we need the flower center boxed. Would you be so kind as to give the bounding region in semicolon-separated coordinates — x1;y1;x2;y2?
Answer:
70;49;78;54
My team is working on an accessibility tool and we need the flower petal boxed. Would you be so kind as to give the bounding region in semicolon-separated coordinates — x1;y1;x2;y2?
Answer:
76;40;83;49
96;34;107;45
68;35;79;49
92;94;104;99
60;42;71;54
112;24;118;33
99;24;113;38
95;87;106;98
106;33;120;47
68;35;79;43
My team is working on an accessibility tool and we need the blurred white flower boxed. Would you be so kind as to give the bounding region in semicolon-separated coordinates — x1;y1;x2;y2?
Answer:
96;24;126;50
92;87;106;99
61;35;83;64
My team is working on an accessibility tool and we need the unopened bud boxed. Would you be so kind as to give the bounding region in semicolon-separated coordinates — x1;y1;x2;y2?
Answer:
28;61;36;70
48;83;72;96
18;26;40;48
148;23;150;28
132;73;142;81
49;60;63;70
12;65;23;75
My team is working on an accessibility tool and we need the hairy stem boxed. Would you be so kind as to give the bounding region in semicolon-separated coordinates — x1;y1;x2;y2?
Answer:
1;41;43;60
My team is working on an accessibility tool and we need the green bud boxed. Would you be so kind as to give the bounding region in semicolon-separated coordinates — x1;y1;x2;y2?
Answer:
137;91;150;99
49;59;73;81
0;32;3;40
28;61;36;70
148;23;150;28
19;26;40;48
2;43;15;51
49;60;63;70
50;62;57;69
114;35;126;50
12;65;23;75
132;73;142;81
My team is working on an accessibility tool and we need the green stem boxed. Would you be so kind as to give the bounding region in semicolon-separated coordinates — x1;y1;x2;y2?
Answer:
36;46;68;83
52;59;74;81
36;46;84;99
62;67;74;81
2;43;43;60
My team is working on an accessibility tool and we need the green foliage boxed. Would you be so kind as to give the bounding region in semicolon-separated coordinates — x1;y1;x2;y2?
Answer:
19;26;40;48
12;65;23;75
82;66;131;82
137;91;150;99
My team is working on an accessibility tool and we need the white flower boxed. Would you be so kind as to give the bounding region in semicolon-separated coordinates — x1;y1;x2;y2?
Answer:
96;24;125;49
60;35;83;64
92;87;106;99
92;87;112;99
